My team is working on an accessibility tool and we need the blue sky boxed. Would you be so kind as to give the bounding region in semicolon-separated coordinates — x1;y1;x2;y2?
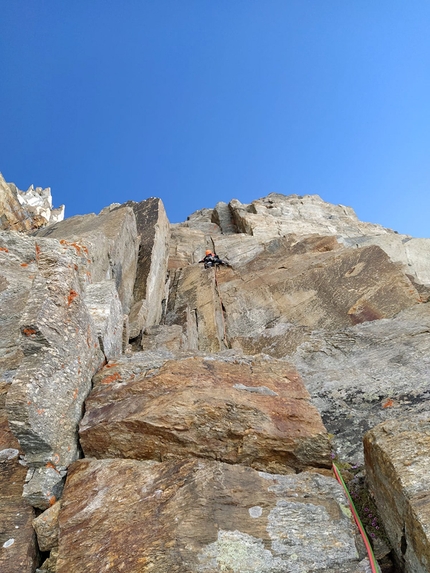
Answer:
1;1;429;237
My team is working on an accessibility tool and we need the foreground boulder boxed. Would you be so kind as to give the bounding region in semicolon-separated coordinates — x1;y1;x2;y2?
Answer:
0;451;37;573
364;417;430;573
56;458;366;573
80;354;332;474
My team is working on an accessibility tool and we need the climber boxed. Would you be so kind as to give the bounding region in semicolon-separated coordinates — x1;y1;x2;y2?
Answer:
199;250;230;269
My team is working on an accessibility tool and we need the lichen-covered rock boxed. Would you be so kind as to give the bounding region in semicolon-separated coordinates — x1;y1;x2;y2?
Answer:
3;236;104;507
0;453;37;573
35;205;139;313
80;355;331;473
364;417;430;573
56;458;362;573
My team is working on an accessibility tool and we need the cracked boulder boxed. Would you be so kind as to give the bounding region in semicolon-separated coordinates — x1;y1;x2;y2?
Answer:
80;355;331;474
55;457;365;573
35;204;139;314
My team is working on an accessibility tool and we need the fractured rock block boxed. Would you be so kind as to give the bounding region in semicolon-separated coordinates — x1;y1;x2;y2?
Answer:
56;458;362;573
35;205;139;313
84;280;123;360
364;417;430;573
125;198;170;328
80;355;331;473
4;238;104;507
0;454;38;573
33;500;61;552
165;265;227;352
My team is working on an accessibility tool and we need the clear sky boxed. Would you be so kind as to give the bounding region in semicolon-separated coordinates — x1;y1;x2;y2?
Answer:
1;1;429;237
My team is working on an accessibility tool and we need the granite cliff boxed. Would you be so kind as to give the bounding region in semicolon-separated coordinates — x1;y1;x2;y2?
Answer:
1;174;430;573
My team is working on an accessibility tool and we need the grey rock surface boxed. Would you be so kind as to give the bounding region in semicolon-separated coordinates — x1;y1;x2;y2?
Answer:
35;204;139;313
3;236;104;507
84;280;123;361
291;303;430;463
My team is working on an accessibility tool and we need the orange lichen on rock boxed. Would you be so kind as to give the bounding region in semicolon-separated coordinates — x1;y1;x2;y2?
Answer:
100;372;121;384
67;290;79;306
0;246;9;252
22;327;37;336
382;398;394;409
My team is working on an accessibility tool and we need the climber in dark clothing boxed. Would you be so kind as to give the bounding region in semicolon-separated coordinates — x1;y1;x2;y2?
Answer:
199;250;229;269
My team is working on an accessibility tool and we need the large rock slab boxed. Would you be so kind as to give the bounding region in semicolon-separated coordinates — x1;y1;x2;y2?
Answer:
4;236;104;507
0;452;38;573
291;304;430;463
80;355;331;473
56;458;364;573
341;234;430;287
364;417;430;573
0;232;41;382
35;204;139;313
200;235;421;356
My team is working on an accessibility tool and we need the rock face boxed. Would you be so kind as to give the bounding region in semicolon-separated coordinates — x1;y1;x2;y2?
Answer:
3;234;104;508
125;198;170;330
290;303;430;463
364;417;430;573
56;458;364;573
35;204;139;314
0;451;38;573
2;182;430;572
80;355;331;473
0;173;64;232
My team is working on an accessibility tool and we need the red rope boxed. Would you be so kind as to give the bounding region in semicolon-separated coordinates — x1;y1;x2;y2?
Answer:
332;463;381;573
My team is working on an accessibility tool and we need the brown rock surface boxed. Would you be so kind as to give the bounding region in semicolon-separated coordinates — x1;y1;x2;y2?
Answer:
166;234;421;355
56;458;362;573
364;417;430;573
32;501;61;552
80;355;331;473
165;265;228;352
0;454;37;573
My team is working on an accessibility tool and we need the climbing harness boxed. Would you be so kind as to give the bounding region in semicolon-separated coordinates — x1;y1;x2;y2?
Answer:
332;463;381;573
